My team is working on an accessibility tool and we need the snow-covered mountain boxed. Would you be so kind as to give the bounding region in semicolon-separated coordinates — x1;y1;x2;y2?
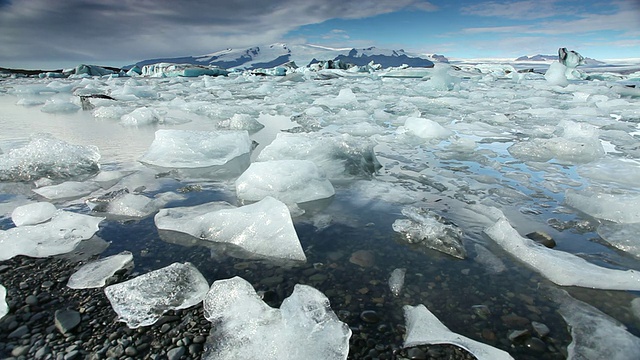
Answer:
131;43;435;70
515;54;557;61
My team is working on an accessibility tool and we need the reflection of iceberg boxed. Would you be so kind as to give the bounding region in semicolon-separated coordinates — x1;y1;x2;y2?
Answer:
67;251;134;289
203;276;351;360
403;304;513;360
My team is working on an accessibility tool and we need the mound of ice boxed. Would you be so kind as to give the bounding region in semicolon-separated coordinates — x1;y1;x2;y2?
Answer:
104;262;208;328
67;251;134;289
398;117;452;139
40;98;81;113
0;134;100;182
33;181;100;201
544;62;569;87
392;207;466;259
0;210;104;261
139;129;252;169
389;268;406;297
120;107;161;126
11;202;56;226
565;189;640;224
217;114;264;132
313;88;358;108
419;64;460;91
155;196;306;262
0;284;7;320
93;106;130;119
235;160;335;204
403;304;513;360
203;276;351;360
484;216;640;290
597;223;640;258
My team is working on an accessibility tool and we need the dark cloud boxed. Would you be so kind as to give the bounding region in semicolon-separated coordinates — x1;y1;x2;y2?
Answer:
0;0;434;67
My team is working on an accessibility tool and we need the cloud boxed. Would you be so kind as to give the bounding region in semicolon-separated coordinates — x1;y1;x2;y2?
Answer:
0;0;432;66
461;0;566;20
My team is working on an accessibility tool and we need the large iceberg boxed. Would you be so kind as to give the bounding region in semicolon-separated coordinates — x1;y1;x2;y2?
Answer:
67;251;134;289
0;210;104;261
235;160;335;204
0;134;100;181
403;304;513;360
154;196;306;262
140;63;228;77
104;262;209;328
203;276;351;360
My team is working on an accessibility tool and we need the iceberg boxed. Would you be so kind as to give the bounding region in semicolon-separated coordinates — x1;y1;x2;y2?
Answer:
140;63;228;77
388;268;406;297
33;181;101;201
235;160;335;204
0;284;7;320
104;262;209;328
392;207;466;259
11;202;57;226
203;276;351;360
403;304;513;360
155;196;306;262
0;134;100;182
139;129;252;168
67;251;134;289
0;210;104;261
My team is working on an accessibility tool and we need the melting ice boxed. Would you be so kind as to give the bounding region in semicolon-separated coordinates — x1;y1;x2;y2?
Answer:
67;251;134;289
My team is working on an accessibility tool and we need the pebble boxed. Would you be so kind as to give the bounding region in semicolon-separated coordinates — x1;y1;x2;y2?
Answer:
35;345;51;358
125;346;138;356
359;310;380;324
526;231;556;248
8;324;29;338
55;309;81;335
406;347;427;359
26;294;39;306
471;304;491;319
532;321;550;338
167;346;186;360
508;329;530;342
259;275;284;287
525;337;547;352
64;350;80;360
12;345;30;356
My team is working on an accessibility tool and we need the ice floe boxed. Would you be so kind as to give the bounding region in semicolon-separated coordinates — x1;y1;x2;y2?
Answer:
11;201;56;226
86;190;183;218
104;262;209;328
67;251;134;289
203;276;351;360
597;223;640;258
565;189;640;224
403;304;514;360
33;181;100;201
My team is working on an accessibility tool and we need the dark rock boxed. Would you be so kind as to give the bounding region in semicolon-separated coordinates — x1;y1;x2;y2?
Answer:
508;329;530;342
25;295;38;306
360;310;380;324
125;346;138;356
531;321;550;338
55;309;81;334
11;345;30;356
501;313;530;327
526;231;556;248
167;346;186;360
35;345;51;359
64;350;80;360
8;324;29;338
406;347;427;359
525;337;547;352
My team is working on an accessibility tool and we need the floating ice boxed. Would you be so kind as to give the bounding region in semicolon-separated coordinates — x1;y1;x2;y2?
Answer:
139;129;252;168
0;134;100;182
217;113;264;132
484;216;640;290
544;62;569;87
104;262;208;328
419;64;460;91
235;160;335;204
203;276;351;360
40;97;81;113
120;107;161;126
313;88;358;107
389;268;406;297
398;117;452;139
33;181;100;201
155;196;306;262
392;207;466;259
0;210;104;261
87;190;183;218
597;223;640;258
91;170;135;189
140;63;228;77
565;189;640;224
67;251;134;289
403;304;513;360
11;202;56;226
0;284;7;320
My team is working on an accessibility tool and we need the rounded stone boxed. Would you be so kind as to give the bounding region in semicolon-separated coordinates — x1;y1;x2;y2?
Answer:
25;295;39;306
359;310;380;324
525;337;547;352
167;346;186;360
55;309;81;335
11;345;30;356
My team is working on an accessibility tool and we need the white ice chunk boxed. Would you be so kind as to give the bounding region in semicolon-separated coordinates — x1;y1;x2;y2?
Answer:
40;98;81;113
93;106;129;119
235;160;335;204
544;62;569;87
217;114;264;132
597;223;640;258
389;268;406;297
91;170;135;189
11;202;56;226
203;276;351;360
104;262;208;328
33;181;100;201
0;134;100;181
484;216;640;290
313;88;358;107
398;117;452;139
565;189;640;224
89;191;183;218
67;251;134;289
139;129;251;168
155;196;306;262
0;284;7;320
577;158;640;189
0;210;104;261
403;304;513;360
120;107;160;126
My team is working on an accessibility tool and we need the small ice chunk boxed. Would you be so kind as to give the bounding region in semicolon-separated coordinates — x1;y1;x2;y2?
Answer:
544;62;569;87
88;191;182;218
484;216;640;290
403;304;513;360
155;196;306;262
104;262;208;328
474;244;506;274
235;160;335;204
40;98;81;113
597;223;640;258
392;207;466;259
0;284;8;320
11;202;56;226
399;117;452;139
218;114;264;132
120;107;160;126
33;181;100;201
565;189;640;224
139;129;251;168
0;210;104;261
389;268;406;297
313;88;357;107
203;276;351;360
67;251;134;289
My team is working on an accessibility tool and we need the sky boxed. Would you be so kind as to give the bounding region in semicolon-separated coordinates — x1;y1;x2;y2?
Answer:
0;0;638;69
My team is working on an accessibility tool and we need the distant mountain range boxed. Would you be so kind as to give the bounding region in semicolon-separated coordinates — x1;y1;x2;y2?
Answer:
515;53;605;65
130;43;443;70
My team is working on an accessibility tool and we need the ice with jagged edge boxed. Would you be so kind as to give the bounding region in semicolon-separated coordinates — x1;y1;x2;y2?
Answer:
33;181;101;201
139;129;252;168
403;304;513;360
86;190;184;218
235;160;335;204
0;284;7;320
0;210;104;261
0;134;100;181
549;287;640;360
104;262;209;328
597;223;640;259
392;206;466;259
154;196;306;262
565;188;640;224
11;202;56;226
482;207;640;290
67;251;134;289
203;276;351;360
217;113;264;132
389;268;406;297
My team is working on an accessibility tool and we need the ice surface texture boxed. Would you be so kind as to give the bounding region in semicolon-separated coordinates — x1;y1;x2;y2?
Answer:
67;251;134;289
565;189;640;224
104;262;209;328
33;181;101;201
403;304;513;360
0;210;104;261
203;276;351;360
597;223;640;258
11;202;56;226
235;160;335;204
155;196;306;262
139;129;251;168
0;134;100;181
0;284;8;320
